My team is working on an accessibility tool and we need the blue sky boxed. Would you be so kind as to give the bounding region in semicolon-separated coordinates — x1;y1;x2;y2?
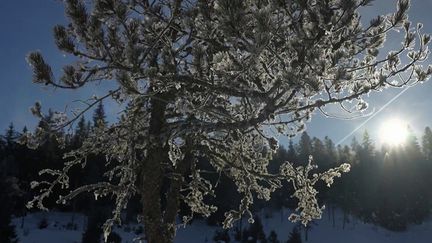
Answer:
1;0;432;146
0;1;118;131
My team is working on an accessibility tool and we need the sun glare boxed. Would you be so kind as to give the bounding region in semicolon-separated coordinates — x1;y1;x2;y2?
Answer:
379;118;408;146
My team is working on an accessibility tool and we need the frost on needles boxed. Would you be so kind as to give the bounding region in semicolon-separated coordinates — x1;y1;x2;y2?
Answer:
21;0;432;242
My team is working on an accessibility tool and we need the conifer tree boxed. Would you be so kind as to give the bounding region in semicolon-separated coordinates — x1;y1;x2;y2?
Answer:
405;126;422;159
351;137;360;153
361;130;374;154
298;132;313;165
286;227;302;243
2;123;19;176
5;123;17;149
23;0;431;242
341;145;352;163
93;101;107;127
287;140;298;163
421;126;432;160
324;136;337;165
268;146;288;173
73;116;89;147
311;137;326;167
0;163;19;243
267;230;280;243
0;130;5;151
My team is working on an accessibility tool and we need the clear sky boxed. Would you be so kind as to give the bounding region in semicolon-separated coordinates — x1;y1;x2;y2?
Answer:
1;0;432;146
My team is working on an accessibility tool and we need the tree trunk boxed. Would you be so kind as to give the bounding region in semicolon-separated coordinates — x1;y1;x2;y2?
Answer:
281;208;283;223
21;210;26;229
332;205;336;228
342;210;346;229
139;94;169;243
305;226;309;242
239;217;243;240
138;92;190;243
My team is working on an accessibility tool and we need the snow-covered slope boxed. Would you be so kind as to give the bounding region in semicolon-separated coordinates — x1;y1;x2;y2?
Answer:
12;212;87;243
260;208;432;243
11;208;432;243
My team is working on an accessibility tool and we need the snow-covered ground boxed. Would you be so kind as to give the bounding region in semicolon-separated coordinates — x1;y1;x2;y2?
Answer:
12;211;87;243
11;208;432;243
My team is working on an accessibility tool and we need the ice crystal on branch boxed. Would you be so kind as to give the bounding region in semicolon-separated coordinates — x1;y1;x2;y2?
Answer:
22;0;431;242
282;156;351;226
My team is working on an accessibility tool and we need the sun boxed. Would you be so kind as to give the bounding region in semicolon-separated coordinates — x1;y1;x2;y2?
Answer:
379;118;408;146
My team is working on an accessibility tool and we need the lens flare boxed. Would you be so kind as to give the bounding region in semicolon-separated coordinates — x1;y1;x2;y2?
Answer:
379;118;408;145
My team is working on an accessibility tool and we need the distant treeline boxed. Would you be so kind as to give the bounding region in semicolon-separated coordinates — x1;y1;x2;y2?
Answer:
1;103;432;242
205;128;432;233
0;102;112;243
281;129;432;232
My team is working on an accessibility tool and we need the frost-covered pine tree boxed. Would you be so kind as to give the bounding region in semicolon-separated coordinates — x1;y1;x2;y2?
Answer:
22;0;432;242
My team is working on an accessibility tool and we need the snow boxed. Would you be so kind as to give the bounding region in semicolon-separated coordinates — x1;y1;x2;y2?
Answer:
11;208;432;243
12;211;87;243
259;208;432;243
